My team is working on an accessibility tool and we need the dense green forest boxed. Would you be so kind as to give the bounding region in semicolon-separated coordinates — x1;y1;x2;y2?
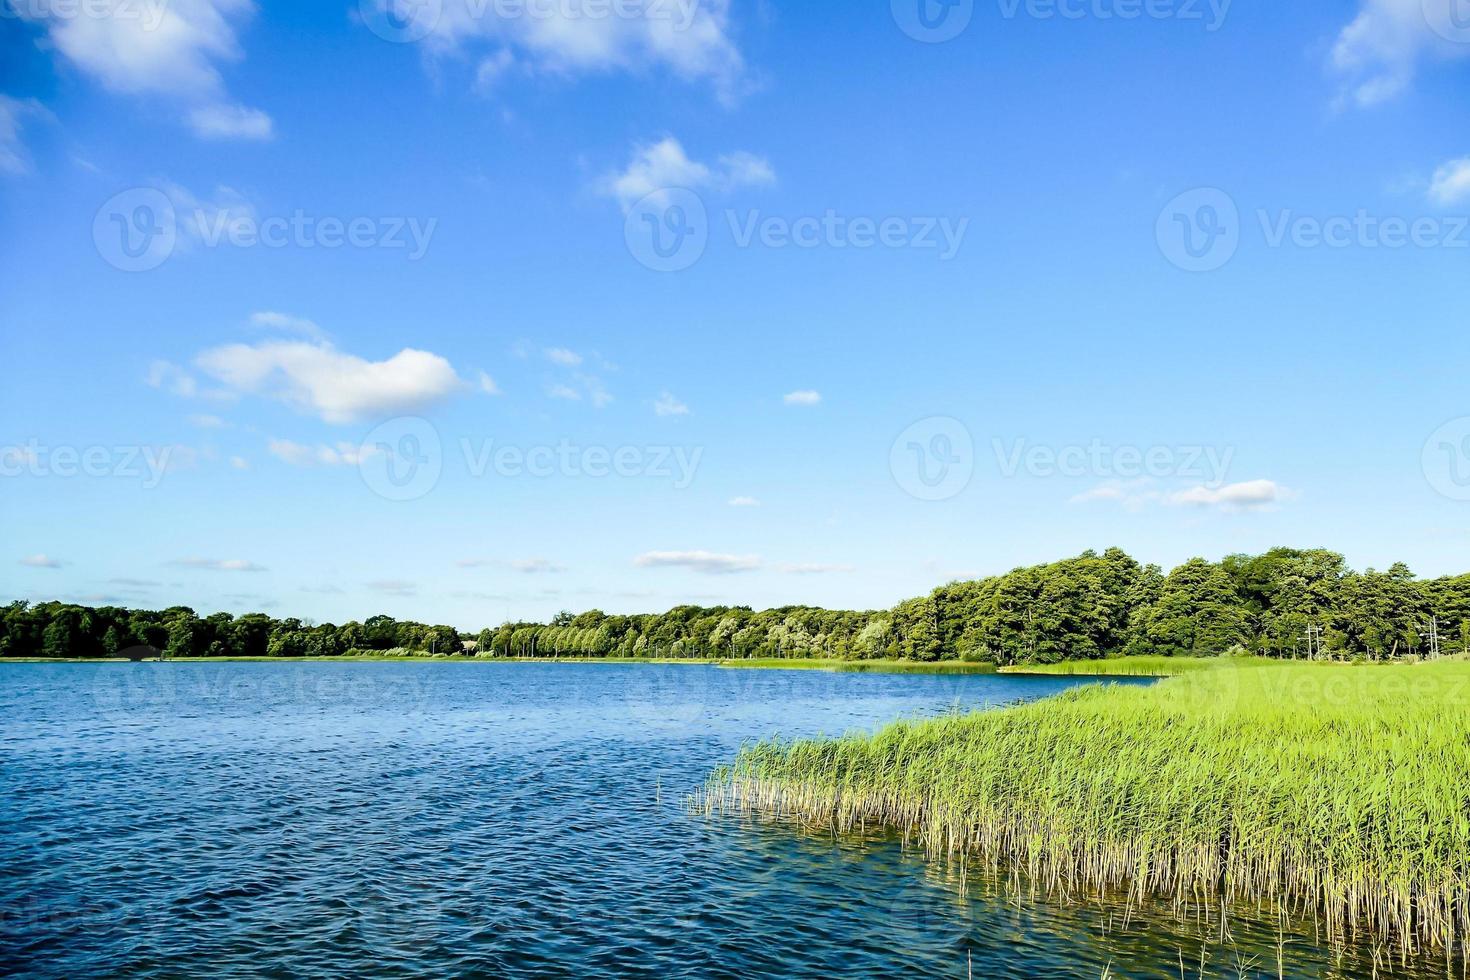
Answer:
4;548;1469;664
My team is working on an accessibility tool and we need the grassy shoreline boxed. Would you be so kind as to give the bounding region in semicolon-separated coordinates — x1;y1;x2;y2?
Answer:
699;660;1470;959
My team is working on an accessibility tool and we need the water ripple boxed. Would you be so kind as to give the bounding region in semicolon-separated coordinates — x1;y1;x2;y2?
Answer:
0;663;1434;978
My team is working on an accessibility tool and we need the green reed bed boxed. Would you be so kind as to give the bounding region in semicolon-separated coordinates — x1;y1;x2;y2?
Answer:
700;662;1470;961
999;655;1265;676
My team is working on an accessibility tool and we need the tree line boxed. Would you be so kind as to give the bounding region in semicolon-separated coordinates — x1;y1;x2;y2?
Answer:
4;547;1468;664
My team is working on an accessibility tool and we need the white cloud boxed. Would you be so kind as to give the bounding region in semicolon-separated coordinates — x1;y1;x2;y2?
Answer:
250;311;325;339
1428;157;1470;206
188;102;273;140
17;0;274;139
146;360;199;397
1331;0;1470;107
195;339;466;423
477;371;502;395
545;347;583;367
267;438;374;466
368;579;417;596
474;48;517;93
20;554;64;568
727;496;760;507
654;391;689;416
600;136;774;212
0;96;50;175
1165;479;1295;510
783;389;821;406
172;557;266;571
1072;478;1294;511
229;455;249;469
406;0;745;103
1070;478;1157;509
510;558;565;574
634;550;761;574
776;562;855;575
547;383;581;401
188;413;226;428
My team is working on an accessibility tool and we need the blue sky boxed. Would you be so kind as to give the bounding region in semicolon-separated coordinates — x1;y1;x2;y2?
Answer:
2;0;1469;628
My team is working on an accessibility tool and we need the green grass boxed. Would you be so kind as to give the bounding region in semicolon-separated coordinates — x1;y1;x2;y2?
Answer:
700;660;1470;958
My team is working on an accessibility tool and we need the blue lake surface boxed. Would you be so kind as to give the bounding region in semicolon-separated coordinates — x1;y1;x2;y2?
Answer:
0;662;1422;978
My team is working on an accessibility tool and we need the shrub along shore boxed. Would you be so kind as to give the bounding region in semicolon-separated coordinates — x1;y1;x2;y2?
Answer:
699;660;1470;961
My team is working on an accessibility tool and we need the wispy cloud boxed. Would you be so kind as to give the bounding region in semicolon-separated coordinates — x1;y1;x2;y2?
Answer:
171;557;266;572
0;96;51;175
403;0;747;104
727;496;760;507
654;391;689;417
783;389;821;406
457;558;566;574
1330;0;1470;108
267;438;374;466
600;136;774;212
1072;478;1295;511
367;579;417;596
634;550;761;574
1428;157;1470;207
545;347;583;367
19;554;64;568
776;562;855;575
188;102;274;141
250;311;325;339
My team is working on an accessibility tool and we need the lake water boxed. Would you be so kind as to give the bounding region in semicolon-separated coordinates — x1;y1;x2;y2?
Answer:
0;662;1431;978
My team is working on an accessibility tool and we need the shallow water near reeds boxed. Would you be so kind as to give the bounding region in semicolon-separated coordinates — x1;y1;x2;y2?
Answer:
0;662;1450;978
